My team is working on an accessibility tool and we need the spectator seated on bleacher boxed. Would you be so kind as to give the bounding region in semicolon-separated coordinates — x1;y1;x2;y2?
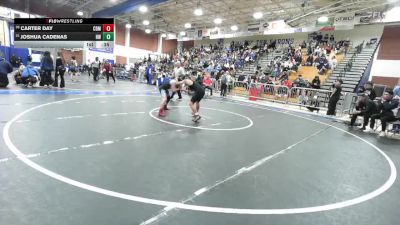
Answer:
315;56;329;75
366;90;399;137
282;78;292;89
238;74;246;82
304;55;314;66
272;65;282;77
311;76;321;89
278;71;289;82
263;65;272;75
300;40;307;49
259;74;268;83
325;44;333;55
322;34;329;45
329;56;337;69
293;74;307;88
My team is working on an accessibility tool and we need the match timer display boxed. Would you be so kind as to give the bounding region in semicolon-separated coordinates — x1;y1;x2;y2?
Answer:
14;18;114;48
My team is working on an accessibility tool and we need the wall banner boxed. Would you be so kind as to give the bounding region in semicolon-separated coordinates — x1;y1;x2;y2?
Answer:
334;13;355;26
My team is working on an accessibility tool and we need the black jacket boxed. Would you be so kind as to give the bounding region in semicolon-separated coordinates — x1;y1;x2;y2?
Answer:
356;99;378;115
377;99;399;116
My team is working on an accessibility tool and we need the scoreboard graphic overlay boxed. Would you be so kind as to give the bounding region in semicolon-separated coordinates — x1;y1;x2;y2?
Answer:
14;18;114;48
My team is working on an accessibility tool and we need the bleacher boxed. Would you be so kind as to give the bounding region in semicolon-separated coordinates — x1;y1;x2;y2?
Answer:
321;43;378;93
288;54;344;84
257;51;284;68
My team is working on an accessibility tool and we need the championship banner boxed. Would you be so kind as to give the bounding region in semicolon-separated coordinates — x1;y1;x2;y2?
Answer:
262;20;294;35
178;29;203;41
334;13;355;30
247;22;260;32
197;29;203;39
209;27;224;39
202;28;210;37
166;33;177;40
355;12;385;24
334;13;355;26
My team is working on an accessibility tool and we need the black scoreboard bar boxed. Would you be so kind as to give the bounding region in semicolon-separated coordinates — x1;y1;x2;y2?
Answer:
14;18;113;24
14;18;114;42
14;32;103;41
15;25;106;32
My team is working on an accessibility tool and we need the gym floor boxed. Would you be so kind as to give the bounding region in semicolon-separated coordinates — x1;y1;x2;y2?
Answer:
1;76;399;225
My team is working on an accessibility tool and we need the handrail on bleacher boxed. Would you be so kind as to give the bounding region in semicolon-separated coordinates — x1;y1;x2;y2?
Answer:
338;41;365;79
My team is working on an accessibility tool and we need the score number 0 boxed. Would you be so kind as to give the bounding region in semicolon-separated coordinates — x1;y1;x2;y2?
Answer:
103;24;114;32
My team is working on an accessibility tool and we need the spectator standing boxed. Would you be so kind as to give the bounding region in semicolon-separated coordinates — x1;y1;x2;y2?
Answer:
171;62;184;100
40;51;54;87
146;63;155;85
203;73;213;96
138;63;146;83
220;72;228;97
92;57;101;81
0;57;13;87
103;61;115;83
87;59;92;77
69;56;78;82
54;52;66;88
327;79;343;116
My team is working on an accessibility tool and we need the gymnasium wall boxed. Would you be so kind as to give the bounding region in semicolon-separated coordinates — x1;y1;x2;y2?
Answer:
162;39;177;54
115;25;125;46
116;55;127;65
370;26;400;88
130;28;158;52
377;25;400;60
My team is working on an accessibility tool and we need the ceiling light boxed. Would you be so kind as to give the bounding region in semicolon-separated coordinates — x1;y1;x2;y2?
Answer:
388;0;398;3
125;23;132;29
145;29;151;34
110;0;117;2
253;12;263;19
214;18;222;24
139;5;148;13
230;25;238;31
184;23;191;28
77;11;83;16
161;34;167;38
180;31;186;36
194;8;203;16
318;16;329;23
143;20;150;25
